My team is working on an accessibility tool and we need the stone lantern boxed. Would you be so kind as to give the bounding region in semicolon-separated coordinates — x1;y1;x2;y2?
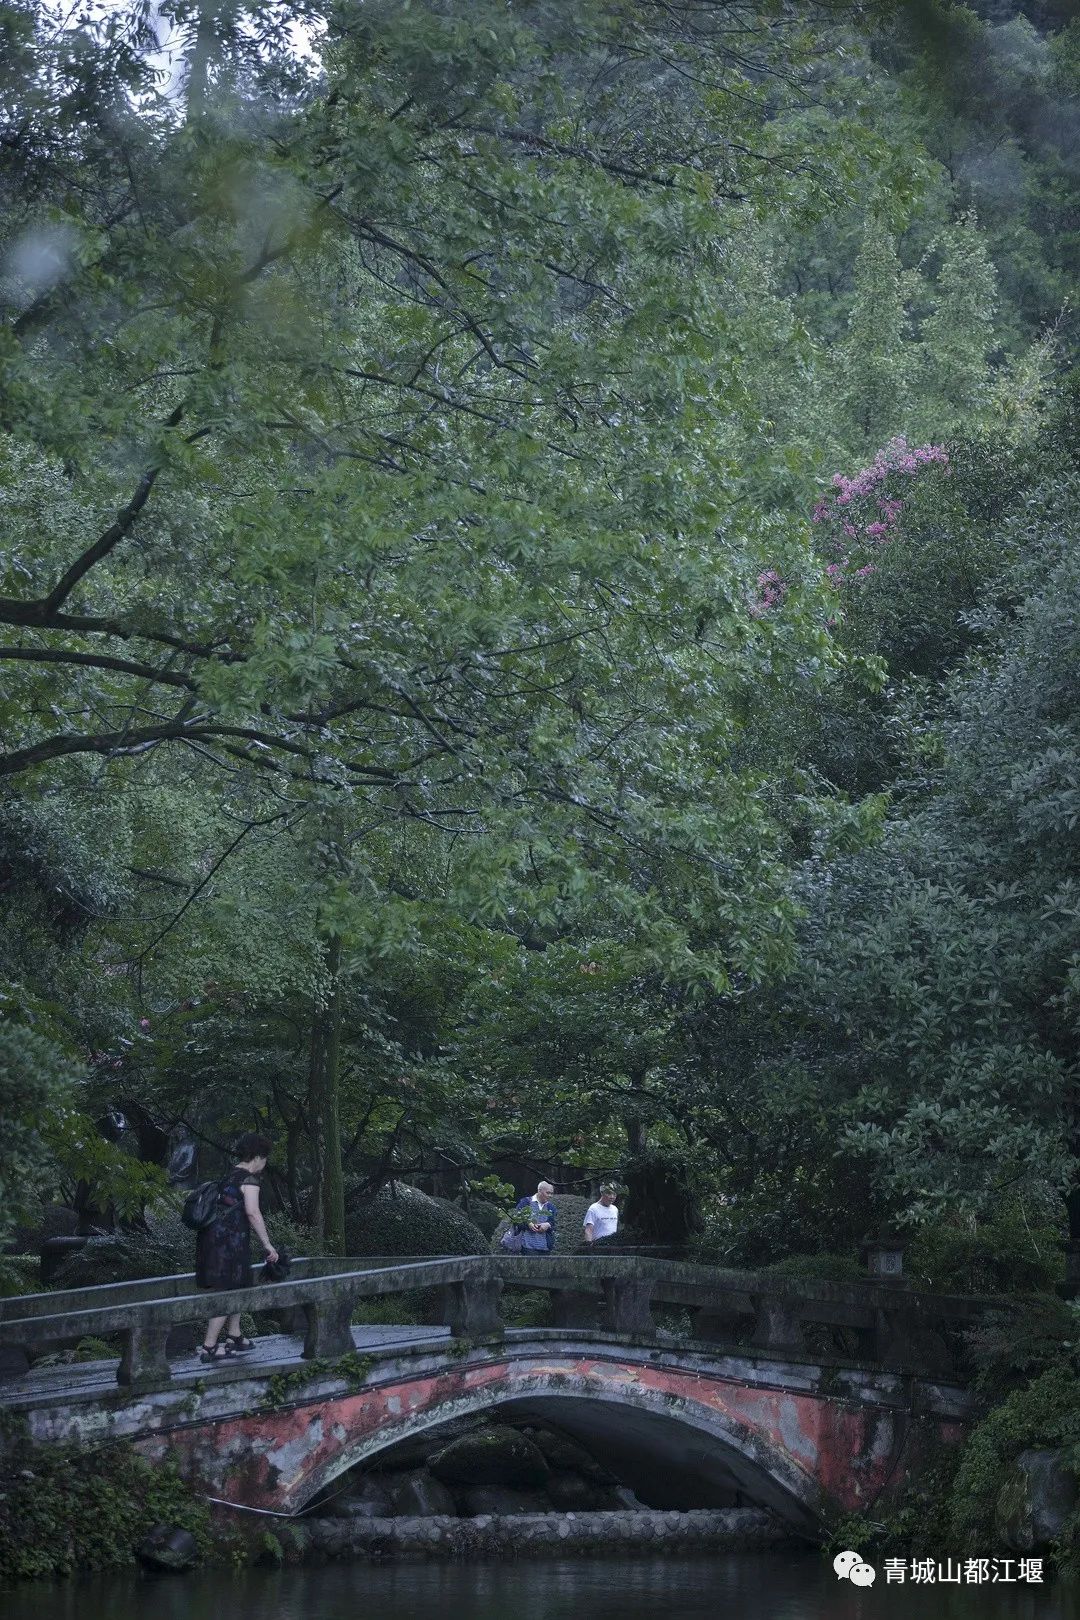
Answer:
861;1229;906;1282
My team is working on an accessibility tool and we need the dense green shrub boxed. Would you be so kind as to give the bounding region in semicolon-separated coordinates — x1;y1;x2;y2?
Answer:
0;1017;82;1253
964;1295;1080;1401
689;1155;881;1272
947;1365;1080;1561
0;1255;40;1297
762;1252;864;1283
905;1210;1063;1296
0;1441;210;1582
351;1291;431;1326
457;1197;504;1238
345;1182;486;1257
825;1447;961;1562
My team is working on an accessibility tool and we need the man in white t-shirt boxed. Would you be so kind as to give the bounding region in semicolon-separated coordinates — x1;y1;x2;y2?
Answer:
583;1185;619;1244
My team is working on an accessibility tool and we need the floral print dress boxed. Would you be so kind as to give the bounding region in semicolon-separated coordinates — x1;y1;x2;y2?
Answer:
195;1167;259;1290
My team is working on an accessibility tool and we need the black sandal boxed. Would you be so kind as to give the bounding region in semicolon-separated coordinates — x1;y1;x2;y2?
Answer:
224;1334;255;1353
198;1341;231;1363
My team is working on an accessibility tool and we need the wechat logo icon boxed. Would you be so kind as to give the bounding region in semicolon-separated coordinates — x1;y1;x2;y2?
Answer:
834;1550;876;1587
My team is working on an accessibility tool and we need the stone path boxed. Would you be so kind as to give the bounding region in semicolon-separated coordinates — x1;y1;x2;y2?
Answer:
0;1323;450;1408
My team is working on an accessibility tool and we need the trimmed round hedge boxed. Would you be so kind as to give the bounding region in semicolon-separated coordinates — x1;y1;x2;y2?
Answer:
456;1197;505;1239
346;1182;487;1257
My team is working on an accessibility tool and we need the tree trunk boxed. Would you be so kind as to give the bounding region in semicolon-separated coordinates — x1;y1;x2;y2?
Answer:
284;1110;302;1223
309;934;346;1254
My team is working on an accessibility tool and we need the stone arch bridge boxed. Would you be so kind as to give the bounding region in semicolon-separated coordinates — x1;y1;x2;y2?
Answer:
0;1253;996;1532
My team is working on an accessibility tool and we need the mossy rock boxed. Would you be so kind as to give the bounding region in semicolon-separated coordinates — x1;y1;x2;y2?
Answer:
994;1450;1078;1554
11;1203;79;1251
51;1203;194;1287
525;1425;615;1482
429;1425;549;1488
345;1182;486;1257
52;1201;321;1288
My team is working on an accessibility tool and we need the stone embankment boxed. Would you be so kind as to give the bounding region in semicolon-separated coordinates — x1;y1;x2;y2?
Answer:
292;1506;789;1562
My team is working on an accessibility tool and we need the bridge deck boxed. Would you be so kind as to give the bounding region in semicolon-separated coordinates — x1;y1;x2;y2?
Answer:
0;1253;1013;1399
0;1322;450;1408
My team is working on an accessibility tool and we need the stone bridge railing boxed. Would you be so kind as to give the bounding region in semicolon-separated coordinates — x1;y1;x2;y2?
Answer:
0;1253;1007;1392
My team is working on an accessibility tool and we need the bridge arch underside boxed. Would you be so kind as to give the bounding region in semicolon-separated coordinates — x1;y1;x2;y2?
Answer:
358;1394;820;1528
281;1360;877;1533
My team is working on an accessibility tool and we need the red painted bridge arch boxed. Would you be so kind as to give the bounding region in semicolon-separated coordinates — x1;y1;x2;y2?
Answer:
131;1336;972;1531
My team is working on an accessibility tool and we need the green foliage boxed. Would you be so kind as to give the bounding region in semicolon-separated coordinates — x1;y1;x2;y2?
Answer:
345;1183;486;1258
350;1291;431;1327
916;214;999;436
0;1016;163;1246
500;1289;555;1329
802;443;1080;1224
259;1531;284;1566
948;1365;1080;1555
51;1200;320;1288
826;1447;960;1562
761;1253;864;1283
0;1013;81;1249
0;0;1077;1374
839;221;911;448
262;1350;375;1411
458;1197;505;1239
905;1208;1063;1297
0;1441;210;1583
964;1295;1080;1402
0;1254;40;1297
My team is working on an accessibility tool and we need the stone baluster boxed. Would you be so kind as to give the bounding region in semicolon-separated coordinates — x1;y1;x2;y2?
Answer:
303;1290;356;1359
749;1297;805;1355
602;1277;654;1336
439;1276;503;1338
117;1318;173;1388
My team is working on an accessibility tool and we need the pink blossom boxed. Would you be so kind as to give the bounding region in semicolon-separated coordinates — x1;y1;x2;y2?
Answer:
812;440;948;568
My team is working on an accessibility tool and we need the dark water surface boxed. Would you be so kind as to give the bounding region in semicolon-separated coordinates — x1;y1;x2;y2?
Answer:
5;1554;1078;1620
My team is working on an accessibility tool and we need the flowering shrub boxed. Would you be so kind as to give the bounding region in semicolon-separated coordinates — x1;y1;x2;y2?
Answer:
747;438;949;619
749;568;788;617
812;437;949;589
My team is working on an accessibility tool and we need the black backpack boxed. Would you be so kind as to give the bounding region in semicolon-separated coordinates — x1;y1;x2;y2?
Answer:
181;1177;225;1231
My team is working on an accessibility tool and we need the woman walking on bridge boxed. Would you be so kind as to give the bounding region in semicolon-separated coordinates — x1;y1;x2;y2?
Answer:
197;1132;278;1363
